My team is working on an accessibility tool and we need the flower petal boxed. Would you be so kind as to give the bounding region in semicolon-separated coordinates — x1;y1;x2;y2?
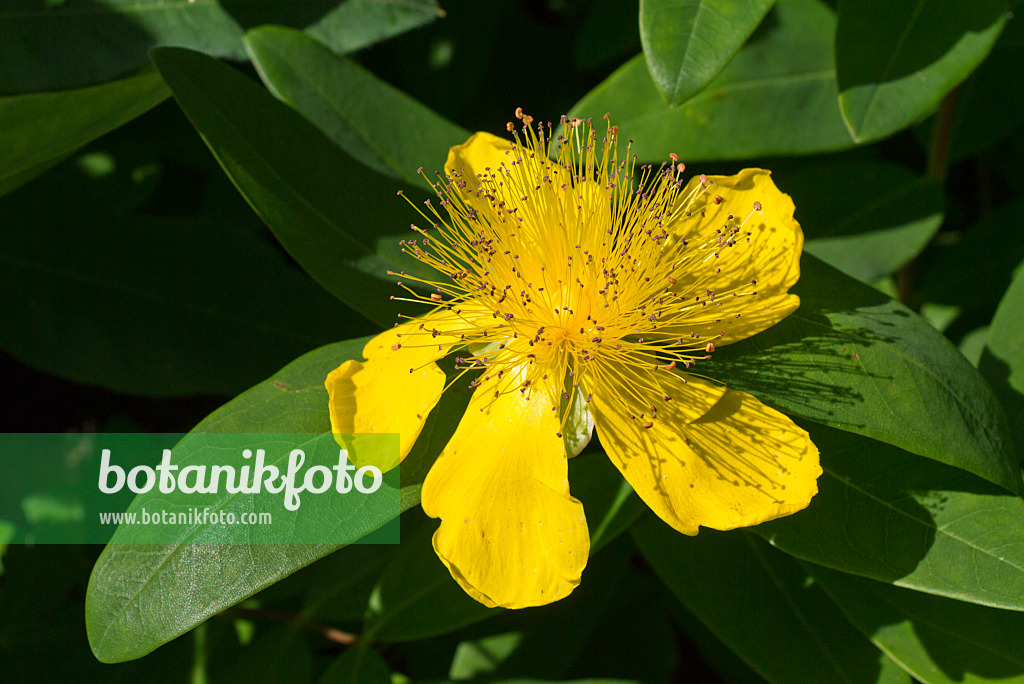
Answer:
421;367;589;608
589;366;820;535
325;307;482;466
663;169;802;346
445;131;512;194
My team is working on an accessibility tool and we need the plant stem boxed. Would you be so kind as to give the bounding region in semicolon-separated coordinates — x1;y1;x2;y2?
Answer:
223;606;359;645
897;86;960;306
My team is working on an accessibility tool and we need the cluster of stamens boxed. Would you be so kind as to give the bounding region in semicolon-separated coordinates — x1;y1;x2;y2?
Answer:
388;110;765;437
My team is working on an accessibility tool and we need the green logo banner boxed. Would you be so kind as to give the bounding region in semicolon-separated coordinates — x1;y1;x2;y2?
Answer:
0;433;400;544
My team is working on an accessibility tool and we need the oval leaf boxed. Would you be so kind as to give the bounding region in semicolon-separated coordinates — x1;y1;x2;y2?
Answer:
632;518;911;684
836;0;1007;143
640;0;776;105
85;339;476;663
980;258;1024;456
809;563;1024;684
0;68;168;195
149;46;419;327
571;0;855;162
0;0;440;93
244;25;469;187
757;422;1024;611
784;158;944;282
711;254;1020;493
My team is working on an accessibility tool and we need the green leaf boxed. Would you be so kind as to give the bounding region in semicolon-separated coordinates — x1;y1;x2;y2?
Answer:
835;0;1007;143
948;14;1024;160
570;0;855;162
149;46;418;327
784;158;944;282
85;339;474;663
632;518;911;684
808;563;1024;684
980;259;1024;456
317;644;391;684
0;169;373;396
0;68;168;196
362;508;499;643
711;254;1020;494
306;0;444;57
756;422;1024;611
918;197;1024;314
301;545;394;623
244;25;469;187
567;451;647;553
639;0;776;105
0;0;440;93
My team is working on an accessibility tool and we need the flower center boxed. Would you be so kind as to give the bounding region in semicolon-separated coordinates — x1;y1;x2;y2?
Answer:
388;111;764;433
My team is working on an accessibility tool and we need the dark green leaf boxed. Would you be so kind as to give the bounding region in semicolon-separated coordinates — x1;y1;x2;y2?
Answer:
302;545;394;623
948;14;1024;160
632;518;911;684
0;68;168;195
980;259;1024;456
306;0;443;57
711;254;1020;493
150;46;419;327
640;0;776;105
784;158;944;282
317;644;391;684
362;508;499;643
570;0;855;162
573;0;642;70
0;163;372;396
0;0;440;93
244;25;469;187
568;451;647;553
756;422;1024;611
835;0;1007;143
918;197;1024;314
809;563;1024;684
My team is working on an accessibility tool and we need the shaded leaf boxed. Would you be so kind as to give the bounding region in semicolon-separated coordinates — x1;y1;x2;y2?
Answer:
0;0;439;93
306;0;444;57
710;254;1020;493
570;0;855;162
784;158;944;282
632;518;911;684
757;422;1024;611
150;46;420;327
317;644;390;684
640;0;776;105
809;563;1024;684
0;68;168;195
918;197;1024;314
835;0;1007;143
244;25;469;187
362;508;499;643
0;160;372;396
567;451;647;553
980;259;1024;456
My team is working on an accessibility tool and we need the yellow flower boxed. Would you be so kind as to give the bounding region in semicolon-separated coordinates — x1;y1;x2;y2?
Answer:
326;112;821;609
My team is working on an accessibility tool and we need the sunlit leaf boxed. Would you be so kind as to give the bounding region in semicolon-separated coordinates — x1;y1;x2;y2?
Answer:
639;0;775;105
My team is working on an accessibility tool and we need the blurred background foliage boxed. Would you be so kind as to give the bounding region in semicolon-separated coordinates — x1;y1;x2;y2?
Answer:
2;0;1024;682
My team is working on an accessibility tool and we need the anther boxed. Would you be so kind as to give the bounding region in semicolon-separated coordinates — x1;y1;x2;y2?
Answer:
705;342;715;353
713;195;723;205
642;421;654;429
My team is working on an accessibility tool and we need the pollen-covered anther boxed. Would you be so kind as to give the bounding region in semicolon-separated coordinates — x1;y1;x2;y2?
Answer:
391;344;401;351
430;293;443;302
712;195;723;205
705;342;715;353
642;421;654;429
753;201;762;211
